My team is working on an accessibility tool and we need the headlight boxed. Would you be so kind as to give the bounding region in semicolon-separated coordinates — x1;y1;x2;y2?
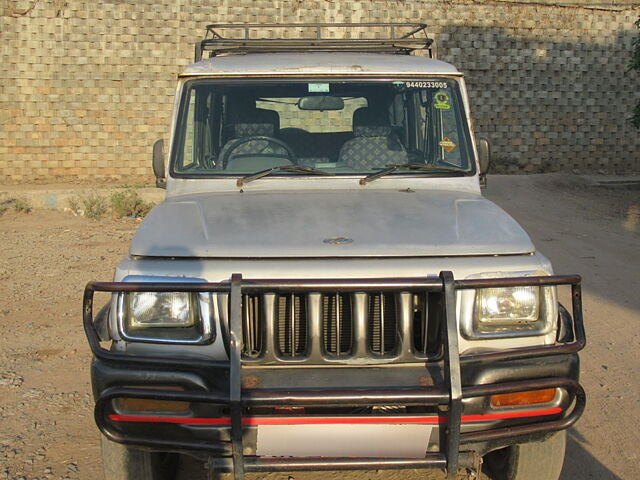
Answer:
476;286;539;327
471;285;554;337
118;291;214;344
458;271;559;340
128;292;196;328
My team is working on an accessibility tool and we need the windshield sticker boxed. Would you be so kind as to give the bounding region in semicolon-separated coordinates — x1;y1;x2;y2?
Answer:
434;91;451;110
405;81;448;89
439;137;457;152
308;83;330;93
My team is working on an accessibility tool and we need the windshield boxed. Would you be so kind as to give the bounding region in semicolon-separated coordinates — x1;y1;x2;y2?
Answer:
171;79;475;178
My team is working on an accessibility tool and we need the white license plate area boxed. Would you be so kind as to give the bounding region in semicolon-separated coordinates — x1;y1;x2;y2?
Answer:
256;423;435;458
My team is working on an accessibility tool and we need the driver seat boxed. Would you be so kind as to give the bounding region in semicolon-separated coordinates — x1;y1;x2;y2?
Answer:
218;109;292;170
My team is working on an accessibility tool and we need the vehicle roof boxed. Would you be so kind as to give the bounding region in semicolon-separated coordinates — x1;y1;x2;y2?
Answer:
180;52;461;77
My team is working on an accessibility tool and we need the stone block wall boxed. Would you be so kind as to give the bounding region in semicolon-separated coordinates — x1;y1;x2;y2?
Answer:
1;0;639;182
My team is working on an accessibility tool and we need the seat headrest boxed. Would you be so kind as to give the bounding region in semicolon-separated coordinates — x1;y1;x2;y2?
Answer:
256;108;280;132
230;108;278;138
230;96;280;132
233;122;275;137
352;107;392;137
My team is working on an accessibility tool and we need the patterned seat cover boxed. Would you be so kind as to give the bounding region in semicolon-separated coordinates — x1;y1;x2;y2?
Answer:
338;107;408;169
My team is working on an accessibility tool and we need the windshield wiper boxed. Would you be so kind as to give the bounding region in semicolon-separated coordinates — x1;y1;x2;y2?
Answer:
237;165;334;187
359;163;467;185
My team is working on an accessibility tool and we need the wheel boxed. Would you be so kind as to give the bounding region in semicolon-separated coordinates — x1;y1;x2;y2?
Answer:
101;435;179;480
483;430;566;480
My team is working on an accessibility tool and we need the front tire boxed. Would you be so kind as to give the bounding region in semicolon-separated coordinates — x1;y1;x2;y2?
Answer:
484;430;567;480
101;436;179;480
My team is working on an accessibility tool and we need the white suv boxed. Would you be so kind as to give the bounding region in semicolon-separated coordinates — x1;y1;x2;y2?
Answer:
83;23;585;480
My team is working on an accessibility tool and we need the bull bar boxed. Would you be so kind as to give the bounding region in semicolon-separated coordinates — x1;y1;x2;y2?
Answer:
83;272;586;479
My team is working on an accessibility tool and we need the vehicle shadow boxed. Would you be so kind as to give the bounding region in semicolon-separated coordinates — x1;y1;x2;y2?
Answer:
182;431;626;480
560;429;624;480
481;428;624;480
485;175;640;479
174;428;623;480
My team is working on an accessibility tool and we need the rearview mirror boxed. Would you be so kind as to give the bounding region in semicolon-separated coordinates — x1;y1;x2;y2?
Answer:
477;137;491;188
152;139;166;189
298;95;344;111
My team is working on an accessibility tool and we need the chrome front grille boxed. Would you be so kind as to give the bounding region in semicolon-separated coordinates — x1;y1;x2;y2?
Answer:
234;291;442;364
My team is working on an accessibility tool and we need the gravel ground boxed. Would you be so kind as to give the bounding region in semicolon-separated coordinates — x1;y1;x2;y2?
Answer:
0;173;638;480
0;212;136;480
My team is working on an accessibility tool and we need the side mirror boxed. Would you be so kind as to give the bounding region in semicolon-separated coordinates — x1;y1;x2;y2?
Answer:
152;139;166;189
477;137;491;188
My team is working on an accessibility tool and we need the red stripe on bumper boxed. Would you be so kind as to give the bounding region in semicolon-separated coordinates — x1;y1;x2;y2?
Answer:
108;407;562;426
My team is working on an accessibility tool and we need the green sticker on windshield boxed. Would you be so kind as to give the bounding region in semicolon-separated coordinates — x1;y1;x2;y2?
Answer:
308;83;330;93
434;91;451;110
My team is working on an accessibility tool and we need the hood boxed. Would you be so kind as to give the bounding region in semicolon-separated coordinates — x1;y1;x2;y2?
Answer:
130;189;534;258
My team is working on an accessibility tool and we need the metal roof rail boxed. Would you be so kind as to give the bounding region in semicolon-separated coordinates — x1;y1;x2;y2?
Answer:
195;23;434;61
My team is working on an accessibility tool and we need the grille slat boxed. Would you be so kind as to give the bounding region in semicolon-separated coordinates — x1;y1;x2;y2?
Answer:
242;295;262;358
411;293;428;355
412;292;441;357
368;293;398;356
276;294;307;357
322;293;353;356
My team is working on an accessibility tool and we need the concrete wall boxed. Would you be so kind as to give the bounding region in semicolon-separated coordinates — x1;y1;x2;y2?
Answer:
1;0;639;182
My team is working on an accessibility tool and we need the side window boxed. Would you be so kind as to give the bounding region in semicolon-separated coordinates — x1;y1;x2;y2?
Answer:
414;92;428;152
433;90;464;168
178;87;218;172
391;93;408;147
181;90;197;169
413;88;466;168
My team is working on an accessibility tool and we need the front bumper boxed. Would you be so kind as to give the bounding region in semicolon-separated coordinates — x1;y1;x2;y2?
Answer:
84;272;586;479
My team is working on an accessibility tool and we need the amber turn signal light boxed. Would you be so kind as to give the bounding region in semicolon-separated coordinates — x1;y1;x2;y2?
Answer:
115;386;190;413
490;388;557;407
115;397;191;413
273;406;305;413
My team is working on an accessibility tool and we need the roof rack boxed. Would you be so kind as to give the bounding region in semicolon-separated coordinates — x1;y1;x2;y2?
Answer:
195;23;434;61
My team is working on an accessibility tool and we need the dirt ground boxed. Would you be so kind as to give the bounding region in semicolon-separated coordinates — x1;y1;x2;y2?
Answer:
0;174;638;480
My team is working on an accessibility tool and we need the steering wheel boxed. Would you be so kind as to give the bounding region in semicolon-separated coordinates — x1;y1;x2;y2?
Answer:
219;136;297;169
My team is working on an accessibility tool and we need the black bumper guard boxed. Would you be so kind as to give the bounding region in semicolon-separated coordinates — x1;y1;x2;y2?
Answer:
84;272;586;479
